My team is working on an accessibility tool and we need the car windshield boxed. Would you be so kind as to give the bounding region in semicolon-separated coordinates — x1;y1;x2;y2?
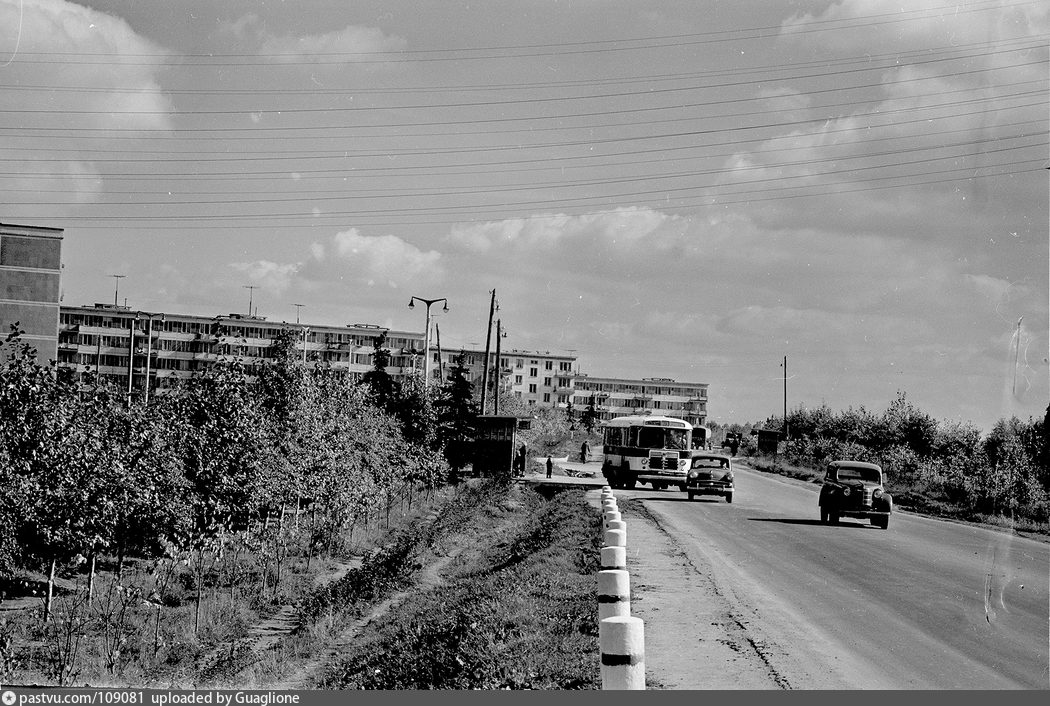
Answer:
835;466;881;483
692;457;728;470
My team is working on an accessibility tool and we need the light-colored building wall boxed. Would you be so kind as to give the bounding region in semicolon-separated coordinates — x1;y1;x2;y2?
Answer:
57;304;424;401
0;223;63;365
572;374;708;427
57;304;709;422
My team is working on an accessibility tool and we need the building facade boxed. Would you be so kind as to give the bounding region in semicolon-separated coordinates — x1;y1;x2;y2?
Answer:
435;346;576;408
57;303;424;402
55;303;707;426
571;374;708;427
0;223;63;365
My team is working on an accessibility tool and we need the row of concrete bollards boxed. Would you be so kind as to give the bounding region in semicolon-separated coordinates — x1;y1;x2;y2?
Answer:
598;486;645;690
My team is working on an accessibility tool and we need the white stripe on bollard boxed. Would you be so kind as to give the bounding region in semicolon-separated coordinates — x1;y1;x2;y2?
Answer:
603;527;626;548
598;569;630;621
600;615;645;690
600;545;626;570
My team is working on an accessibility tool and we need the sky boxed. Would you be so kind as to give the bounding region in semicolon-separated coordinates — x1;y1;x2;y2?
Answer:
1;0;1047;434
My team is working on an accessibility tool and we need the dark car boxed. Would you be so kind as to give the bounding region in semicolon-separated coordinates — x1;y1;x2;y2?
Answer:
685;453;734;502
818;460;892;529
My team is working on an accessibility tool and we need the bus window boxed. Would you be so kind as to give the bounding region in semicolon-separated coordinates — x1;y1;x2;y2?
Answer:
636;426;666;449
666;429;689;450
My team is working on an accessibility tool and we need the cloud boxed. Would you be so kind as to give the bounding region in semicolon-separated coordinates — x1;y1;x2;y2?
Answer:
1;0;175;133
230;260;300;294
447;207;676;253
302;228;443;288
218;14;406;63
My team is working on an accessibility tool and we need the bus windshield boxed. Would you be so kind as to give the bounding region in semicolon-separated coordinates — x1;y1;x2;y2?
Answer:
634;426;689;450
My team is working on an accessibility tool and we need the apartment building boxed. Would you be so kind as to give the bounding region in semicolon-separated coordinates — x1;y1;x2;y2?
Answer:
434;347;577;407
57;303;424;401
55;303;708;425
0;223;63;365
571;374;708;427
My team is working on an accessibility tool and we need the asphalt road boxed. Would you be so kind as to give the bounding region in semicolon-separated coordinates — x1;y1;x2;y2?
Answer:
604;460;1050;689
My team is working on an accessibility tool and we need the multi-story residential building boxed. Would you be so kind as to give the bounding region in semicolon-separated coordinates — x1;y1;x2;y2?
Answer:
55;303;708;426
0;222;63;365
57;303;424;401
571;374;707;427
435;347;577;408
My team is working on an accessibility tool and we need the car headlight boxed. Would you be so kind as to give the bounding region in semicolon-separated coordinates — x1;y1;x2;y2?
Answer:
873;487;883;498
723;473;733;483
688;470;699;479
842;487;851;496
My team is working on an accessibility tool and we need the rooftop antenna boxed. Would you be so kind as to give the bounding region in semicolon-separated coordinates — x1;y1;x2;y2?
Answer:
243;285;257;316
110;274;125;307
293;303;305;325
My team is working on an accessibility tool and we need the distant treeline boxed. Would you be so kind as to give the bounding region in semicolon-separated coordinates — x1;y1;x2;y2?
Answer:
715;393;1050;524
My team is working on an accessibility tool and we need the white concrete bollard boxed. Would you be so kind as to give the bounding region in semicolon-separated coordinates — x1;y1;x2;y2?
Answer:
600;545;626;570
600;615;645;690
603;528;626;548
602;511;621;529
606;519;626;535
602;498;617;509
598;569;631;621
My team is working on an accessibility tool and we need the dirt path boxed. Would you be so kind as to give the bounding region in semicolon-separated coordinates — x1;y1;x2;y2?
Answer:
263;546;462;690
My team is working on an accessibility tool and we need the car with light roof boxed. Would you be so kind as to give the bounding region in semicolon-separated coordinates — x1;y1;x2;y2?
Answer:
818;460;892;529
685;453;734;502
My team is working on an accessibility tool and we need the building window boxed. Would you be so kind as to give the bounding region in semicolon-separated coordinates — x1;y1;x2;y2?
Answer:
529;384;537;393
543;393;551;402
529;367;538;377
545;361;553;370
515;375;522;384
544;377;552;386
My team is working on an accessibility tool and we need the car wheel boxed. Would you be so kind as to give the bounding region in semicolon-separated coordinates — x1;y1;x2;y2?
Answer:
829;511;840;525
820;508;829;524
878;516;890;530
725;493;733;504
678;483;686;492
625;478;637;490
687;491;695;501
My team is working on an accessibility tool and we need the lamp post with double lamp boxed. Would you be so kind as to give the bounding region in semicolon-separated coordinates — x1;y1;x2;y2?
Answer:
408;296;448;388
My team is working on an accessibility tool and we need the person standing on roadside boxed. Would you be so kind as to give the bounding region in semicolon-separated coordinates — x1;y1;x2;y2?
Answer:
546;455;554;478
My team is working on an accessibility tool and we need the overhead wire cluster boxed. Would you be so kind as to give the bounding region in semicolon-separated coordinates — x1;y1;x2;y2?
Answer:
0;0;1046;230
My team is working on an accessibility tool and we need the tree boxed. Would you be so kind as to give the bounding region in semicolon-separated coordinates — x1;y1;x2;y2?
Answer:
580;396;599;434
360;332;400;413
435;354;477;472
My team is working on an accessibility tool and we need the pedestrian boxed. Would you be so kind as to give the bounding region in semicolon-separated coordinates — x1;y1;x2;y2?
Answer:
517;443;527;476
546;455;554;478
580;441;589;463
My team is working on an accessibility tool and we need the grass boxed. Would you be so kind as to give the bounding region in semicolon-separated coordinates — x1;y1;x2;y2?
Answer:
314;480;604;690
2;479;610;690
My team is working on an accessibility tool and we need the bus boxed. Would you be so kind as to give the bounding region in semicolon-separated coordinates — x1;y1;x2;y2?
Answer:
692;425;711;450
600;414;695;490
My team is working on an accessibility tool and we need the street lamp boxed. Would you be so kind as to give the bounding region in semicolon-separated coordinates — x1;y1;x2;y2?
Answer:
408;296;448;388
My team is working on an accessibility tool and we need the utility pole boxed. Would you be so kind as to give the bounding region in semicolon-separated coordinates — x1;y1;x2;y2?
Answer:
110;274;125;307
479;289;497;416
783;356;788;441
1013;316;1023;396
493;319;503;414
435;323;445;383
